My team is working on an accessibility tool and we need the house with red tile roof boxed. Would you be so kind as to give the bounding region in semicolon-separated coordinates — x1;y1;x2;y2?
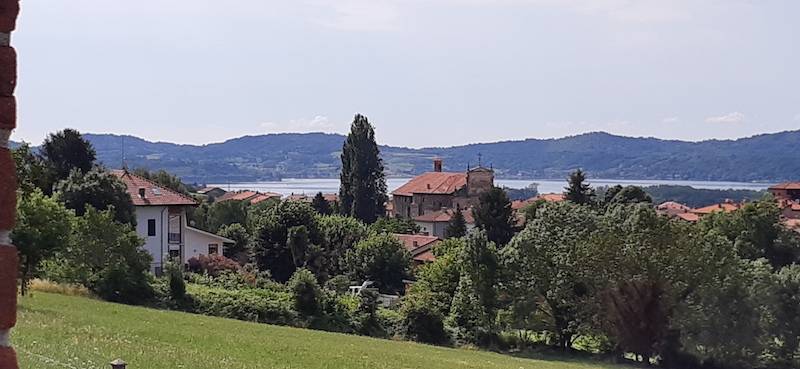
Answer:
113;170;232;275
529;193;566;202
413;207;476;239
218;190;281;203
392;158;494;219
691;199;743;215
393;234;440;266
769;182;800;202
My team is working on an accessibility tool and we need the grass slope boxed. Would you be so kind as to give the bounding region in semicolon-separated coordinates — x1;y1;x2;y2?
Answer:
14;293;621;369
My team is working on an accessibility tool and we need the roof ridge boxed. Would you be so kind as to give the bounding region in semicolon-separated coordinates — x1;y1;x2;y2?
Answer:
114;170;198;205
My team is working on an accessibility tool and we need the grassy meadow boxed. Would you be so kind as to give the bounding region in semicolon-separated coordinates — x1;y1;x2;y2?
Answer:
13;292;625;369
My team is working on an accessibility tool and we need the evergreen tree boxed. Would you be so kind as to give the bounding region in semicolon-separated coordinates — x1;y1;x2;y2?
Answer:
311;192;333;215
445;204;467;239
563;168;595;205
339;114;387;224
41;128;97;181
473;187;516;246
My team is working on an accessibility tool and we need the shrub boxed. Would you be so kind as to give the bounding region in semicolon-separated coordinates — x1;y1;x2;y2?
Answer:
289;269;321;316
400;292;449;345
187;254;241;276
188;285;297;325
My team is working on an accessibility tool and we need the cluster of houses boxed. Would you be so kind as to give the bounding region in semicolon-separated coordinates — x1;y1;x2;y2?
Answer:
113;161;800;276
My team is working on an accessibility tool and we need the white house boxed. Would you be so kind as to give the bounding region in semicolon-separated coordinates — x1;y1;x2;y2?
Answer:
113;170;233;275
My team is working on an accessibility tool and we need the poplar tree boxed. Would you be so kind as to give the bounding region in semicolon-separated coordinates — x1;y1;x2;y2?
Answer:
339;114;387;224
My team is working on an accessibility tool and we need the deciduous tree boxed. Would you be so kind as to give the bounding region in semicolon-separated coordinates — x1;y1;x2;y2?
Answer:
55;166;136;226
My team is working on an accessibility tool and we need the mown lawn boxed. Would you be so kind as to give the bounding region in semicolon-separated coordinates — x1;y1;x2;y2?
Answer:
14;293;622;369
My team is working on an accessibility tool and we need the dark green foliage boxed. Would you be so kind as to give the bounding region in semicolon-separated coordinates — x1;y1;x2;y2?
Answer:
216;223;251;262
252;201;323;282
370;216;420;235
41;128;97;180
44;206;154;304
473;187;516;246
503;182;539;201
133;167;195;195
13;190;73;294
344;233;411;294
289;269;321;316
399;292;449;344
317;214;370;278
601;185;652;207
55;166;137;226
563;169;595;205
188;287;298;325
502;201;597;349
324;275;352;294
12;142;55;195
203;199;250;233
164;260;186;301
444;204;467;239
519;198;546;224
339;114;387;224
698;196;800;268
446;231;499;346
312;192;333;215
644;185;765;208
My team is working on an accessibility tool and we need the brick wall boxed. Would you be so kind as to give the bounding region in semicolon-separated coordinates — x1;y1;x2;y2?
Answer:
0;1;19;368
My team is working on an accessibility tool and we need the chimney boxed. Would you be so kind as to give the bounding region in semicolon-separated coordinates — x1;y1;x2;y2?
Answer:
138;188;146;198
412;241;418;247
433;158;443;172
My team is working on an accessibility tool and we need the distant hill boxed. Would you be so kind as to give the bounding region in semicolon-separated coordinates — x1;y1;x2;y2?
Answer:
67;130;800;184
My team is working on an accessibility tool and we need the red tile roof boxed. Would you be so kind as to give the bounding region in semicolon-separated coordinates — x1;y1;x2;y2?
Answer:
393;234;440;263
113;170;198;207
769;182;800;190
692;202;742;215
217;190;281;203
413;208;475;224
674;212;700;222
530;193;565;202
392;172;467;196
778;199;800;211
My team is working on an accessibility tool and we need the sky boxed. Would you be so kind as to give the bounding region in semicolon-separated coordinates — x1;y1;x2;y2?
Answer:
11;0;800;148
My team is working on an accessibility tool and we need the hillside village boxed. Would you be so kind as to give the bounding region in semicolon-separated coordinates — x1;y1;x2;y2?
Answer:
8;126;800;369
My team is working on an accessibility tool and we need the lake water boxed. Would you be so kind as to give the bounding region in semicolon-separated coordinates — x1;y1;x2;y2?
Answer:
210;178;776;197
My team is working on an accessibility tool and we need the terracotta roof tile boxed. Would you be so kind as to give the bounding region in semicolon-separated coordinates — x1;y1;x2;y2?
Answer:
769;182;800;190
413;208;475;224
392;172;467;196
530;193;565;202
113;170;198;207
692;202;742;214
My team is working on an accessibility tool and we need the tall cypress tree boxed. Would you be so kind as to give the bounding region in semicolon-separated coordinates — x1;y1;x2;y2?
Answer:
339;114;387;224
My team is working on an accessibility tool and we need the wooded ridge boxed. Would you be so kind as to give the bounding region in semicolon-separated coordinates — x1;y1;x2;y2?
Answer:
16;130;800;184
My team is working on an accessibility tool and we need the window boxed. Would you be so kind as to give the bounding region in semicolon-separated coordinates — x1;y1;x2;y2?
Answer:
147;219;156;236
168;249;180;260
209;244;219;255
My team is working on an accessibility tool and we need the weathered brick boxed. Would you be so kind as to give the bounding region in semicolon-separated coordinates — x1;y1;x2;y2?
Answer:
0;47;15;96
0;245;17;330
0;0;19;33
0;346;18;369
0;96;14;130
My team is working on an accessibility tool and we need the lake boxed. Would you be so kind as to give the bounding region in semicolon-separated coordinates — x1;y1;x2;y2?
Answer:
210;178;776;197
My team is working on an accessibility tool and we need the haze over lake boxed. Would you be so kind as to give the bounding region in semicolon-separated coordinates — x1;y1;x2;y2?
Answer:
210;178;776;198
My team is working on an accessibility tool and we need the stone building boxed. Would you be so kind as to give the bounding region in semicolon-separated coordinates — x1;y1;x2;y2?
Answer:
391;158;494;218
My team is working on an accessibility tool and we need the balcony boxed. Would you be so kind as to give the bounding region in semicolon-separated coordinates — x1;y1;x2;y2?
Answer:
168;232;181;244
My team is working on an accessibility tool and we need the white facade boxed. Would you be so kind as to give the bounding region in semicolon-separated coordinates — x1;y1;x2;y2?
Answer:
184;226;233;262
134;205;233;275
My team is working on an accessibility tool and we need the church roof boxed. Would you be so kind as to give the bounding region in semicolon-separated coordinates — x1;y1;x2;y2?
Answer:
392;172;467;196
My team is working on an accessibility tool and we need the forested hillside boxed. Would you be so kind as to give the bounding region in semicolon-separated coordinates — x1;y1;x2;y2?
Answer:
16;130;798;184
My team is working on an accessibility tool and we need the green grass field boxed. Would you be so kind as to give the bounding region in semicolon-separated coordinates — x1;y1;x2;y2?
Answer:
14;293;623;369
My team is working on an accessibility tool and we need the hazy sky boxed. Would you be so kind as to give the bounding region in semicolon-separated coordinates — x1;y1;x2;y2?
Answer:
12;0;800;148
